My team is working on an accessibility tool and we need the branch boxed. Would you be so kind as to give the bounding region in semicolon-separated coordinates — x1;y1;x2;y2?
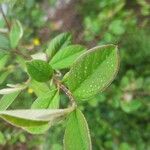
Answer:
13;48;32;60
0;5;32;60
0;5;10;31
54;78;76;108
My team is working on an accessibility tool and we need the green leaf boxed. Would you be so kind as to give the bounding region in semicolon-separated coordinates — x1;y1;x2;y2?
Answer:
31;89;60;109
26;60;53;82
0;131;6;145
0;50;10;70
26;88;60;134
0;70;10;84
24;124;50;134
29;80;50;97
0;91;20;110
16;55;27;70
120;99;142;113
48;90;60;109
9;20;23;48
46;32;72;58
50;45;86;69
64;109;92;150
65;44;119;100
0;108;73;129
0;34;10;50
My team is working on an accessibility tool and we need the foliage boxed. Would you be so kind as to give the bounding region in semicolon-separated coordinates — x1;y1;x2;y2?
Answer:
0;0;149;150
0;10;120;149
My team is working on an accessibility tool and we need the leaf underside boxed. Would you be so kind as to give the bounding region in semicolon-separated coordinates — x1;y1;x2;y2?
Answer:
0;108;71;130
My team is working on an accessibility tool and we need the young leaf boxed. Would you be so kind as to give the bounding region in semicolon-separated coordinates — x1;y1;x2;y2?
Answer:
0;91;20;110
9;20;23;48
65;44;119;100
31;89;60;109
29;80;50;97
26;60;53;82
50;45;86;69
26;88;60;134
46;32;72;58
64;109;92;150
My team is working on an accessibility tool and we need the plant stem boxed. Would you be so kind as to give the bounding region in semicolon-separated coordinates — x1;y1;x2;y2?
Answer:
0;5;10;31
0;5;31;60
13;48;32;60
54;78;76;108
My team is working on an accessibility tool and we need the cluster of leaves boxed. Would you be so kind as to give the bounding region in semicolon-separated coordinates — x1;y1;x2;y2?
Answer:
0;11;120;149
0;0;149;149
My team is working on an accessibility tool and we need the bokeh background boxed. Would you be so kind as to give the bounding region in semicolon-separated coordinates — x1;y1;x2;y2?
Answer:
0;0;150;149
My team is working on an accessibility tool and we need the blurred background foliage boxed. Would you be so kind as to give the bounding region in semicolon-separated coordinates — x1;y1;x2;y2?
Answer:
0;0;150;149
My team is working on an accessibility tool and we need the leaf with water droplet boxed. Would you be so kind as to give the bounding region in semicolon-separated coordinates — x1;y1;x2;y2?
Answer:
26;60;53;82
64;44;119;100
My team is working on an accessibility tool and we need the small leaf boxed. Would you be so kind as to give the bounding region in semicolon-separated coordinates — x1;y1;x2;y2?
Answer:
65;44;119;100
31;89;60;109
46;32;72;58
0;91;20;110
50;45;86;69
120;99;142;113
26;86;60;134
26;60;53;82
29;80;50;97
9;20;23;48
64;109;92;150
